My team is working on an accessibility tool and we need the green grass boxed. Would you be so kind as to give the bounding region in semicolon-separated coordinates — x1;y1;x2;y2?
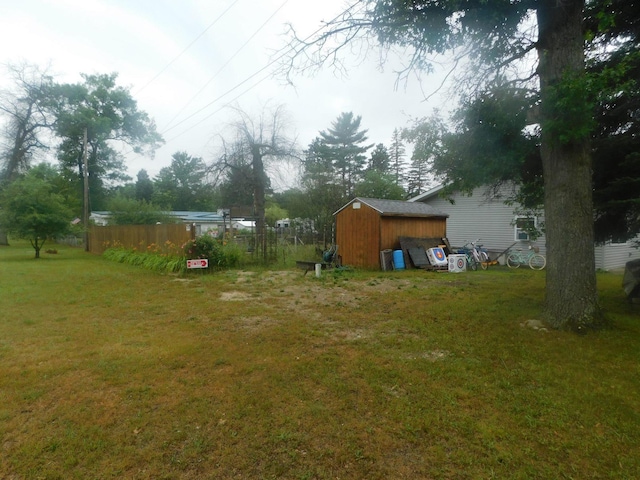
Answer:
1;241;639;479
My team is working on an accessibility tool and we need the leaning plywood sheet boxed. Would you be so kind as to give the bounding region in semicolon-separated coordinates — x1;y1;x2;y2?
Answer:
408;247;430;268
399;236;449;252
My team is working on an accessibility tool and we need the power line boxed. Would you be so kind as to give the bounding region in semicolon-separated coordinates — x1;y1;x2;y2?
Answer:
125;2;362;165
162;0;290;132
164;69;275;144
161;2;361;138
134;0;242;95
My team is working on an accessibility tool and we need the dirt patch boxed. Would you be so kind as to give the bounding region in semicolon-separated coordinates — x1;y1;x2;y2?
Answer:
234;315;280;331
334;328;371;341
403;350;450;361
233;271;256;283
219;291;252;301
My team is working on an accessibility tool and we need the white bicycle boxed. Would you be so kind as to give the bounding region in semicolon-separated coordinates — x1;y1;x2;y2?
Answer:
466;239;490;270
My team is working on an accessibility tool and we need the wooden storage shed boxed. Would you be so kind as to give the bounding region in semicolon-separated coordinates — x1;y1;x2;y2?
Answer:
334;197;448;269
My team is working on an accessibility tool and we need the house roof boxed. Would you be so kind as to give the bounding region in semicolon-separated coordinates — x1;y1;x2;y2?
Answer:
170;211;224;222
334;197;448;218
90;211;226;223
407;184;446;203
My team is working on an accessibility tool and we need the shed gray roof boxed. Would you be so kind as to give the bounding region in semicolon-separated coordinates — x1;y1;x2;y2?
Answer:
334;197;448;218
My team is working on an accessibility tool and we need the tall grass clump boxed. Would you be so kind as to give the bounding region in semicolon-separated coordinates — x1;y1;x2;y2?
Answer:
103;240;186;274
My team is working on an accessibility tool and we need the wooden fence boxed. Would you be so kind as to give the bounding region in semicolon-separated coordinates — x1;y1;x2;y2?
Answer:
89;224;193;255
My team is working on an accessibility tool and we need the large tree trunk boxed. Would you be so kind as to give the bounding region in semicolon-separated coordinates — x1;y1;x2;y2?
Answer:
536;0;605;331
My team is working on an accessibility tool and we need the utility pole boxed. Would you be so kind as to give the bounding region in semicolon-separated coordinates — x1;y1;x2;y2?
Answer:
83;127;89;252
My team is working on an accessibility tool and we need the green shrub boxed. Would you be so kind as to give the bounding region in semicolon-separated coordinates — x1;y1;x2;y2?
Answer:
182;235;240;269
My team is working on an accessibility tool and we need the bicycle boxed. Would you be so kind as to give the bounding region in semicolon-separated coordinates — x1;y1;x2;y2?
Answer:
459;239;490;271
457;242;477;271
469;239;490;270
506;245;546;270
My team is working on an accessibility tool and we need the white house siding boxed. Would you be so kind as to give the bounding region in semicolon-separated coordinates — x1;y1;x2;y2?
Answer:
413;186;640;271
413;186;547;259
595;239;640;271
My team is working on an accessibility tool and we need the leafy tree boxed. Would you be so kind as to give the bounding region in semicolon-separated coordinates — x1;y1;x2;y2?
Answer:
368;143;391;173
0;63;53;185
217;163;258;208
284;0;613;331
403;112;449;197
421;88;544;219
135;169;154;203
355;170;405;199
0;63;54;246
319;112;372;198
300;137;335;188
0;166;72;258
423;1;640;245
106;196;176;225
298;137;346;243
49;73;163;211
585;0;640;244
405;157;432;198
265;202;289;228
153;152;213;211
213;104;296;259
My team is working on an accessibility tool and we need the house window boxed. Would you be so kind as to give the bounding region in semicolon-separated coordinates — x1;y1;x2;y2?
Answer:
515;216;536;241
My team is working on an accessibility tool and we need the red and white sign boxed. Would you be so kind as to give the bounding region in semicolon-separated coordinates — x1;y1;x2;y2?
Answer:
187;259;209;269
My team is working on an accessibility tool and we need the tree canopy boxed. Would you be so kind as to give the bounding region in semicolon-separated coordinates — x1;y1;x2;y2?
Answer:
0;63;53;185
0;164;72;258
48;72;163;210
153;151;214;211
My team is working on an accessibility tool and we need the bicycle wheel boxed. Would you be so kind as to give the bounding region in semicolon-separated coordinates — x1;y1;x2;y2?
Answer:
506;253;520;268
528;254;546;270
479;251;489;270
467;254;478;271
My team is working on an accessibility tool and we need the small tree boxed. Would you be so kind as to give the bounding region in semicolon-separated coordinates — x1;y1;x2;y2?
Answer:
0;169;72;258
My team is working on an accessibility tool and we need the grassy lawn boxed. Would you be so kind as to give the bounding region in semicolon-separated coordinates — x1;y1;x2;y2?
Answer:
1;242;639;479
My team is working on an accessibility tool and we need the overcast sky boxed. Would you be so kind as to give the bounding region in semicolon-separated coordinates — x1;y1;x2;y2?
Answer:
0;0;453;189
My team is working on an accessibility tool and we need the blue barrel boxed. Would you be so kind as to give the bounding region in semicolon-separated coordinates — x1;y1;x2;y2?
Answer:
393;249;405;270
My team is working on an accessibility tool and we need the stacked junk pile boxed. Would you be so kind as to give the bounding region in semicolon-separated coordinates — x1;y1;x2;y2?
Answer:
380;237;468;273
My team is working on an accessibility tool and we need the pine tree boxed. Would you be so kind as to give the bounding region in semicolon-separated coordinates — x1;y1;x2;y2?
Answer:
319;112;372;198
